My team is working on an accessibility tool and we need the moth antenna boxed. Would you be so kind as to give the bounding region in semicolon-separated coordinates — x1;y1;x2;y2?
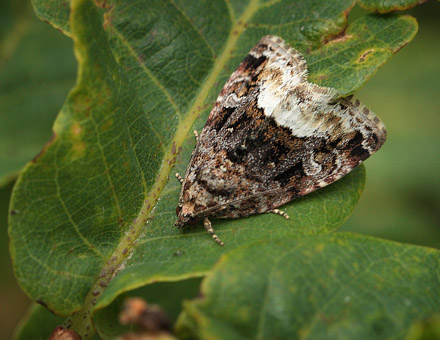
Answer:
193;130;199;141
203;217;224;246
175;173;184;184
269;209;290;220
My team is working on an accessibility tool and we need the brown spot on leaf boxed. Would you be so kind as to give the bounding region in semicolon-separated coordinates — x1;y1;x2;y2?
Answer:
324;31;352;45
317;74;329;82
36;299;49;309
357;49;374;63
71;123;83;137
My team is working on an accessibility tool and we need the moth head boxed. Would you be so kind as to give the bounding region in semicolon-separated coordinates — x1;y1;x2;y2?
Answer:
175;203;198;228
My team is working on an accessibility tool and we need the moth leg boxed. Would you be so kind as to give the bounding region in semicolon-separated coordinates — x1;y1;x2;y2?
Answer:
269;209;290;220
193;130;199;141
203;217;224;246
175;173;184;184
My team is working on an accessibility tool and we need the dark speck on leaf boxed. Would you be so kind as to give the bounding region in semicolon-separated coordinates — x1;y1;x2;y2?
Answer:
173;250;185;257
37;299;57;314
37;299;48;309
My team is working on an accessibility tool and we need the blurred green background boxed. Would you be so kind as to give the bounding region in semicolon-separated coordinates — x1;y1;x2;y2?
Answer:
341;2;440;247
0;1;439;339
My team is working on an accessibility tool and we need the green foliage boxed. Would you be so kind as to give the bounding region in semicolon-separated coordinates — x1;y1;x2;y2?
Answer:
177;233;440;340
358;0;431;13
31;0;71;35
340;3;440;249
0;0;76;186
6;0;438;339
14;304;64;340
307;14;417;95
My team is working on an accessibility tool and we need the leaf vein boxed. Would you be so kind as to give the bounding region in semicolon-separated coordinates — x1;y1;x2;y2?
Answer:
54;142;105;259
110;27;183;120
168;0;216;58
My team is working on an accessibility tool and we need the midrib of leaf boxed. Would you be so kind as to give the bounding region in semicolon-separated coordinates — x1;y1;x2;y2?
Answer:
68;0;262;337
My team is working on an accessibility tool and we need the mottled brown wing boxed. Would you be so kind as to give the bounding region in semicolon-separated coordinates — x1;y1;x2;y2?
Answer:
175;36;386;227
205;35;308;132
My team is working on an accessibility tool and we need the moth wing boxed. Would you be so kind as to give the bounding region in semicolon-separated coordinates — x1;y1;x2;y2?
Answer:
188;81;385;219
266;82;387;196
179;35;308;194
177;35;386;223
205;35;308;131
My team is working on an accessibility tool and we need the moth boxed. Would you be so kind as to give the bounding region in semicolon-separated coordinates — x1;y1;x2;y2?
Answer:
175;35;386;245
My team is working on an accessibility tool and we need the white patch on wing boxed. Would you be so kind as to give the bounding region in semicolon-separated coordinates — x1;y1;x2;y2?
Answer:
257;47;305;116
267;83;380;140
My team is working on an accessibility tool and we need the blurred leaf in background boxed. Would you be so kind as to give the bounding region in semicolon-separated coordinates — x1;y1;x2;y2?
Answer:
0;182;30;340
0;0;76;339
0;0;77;186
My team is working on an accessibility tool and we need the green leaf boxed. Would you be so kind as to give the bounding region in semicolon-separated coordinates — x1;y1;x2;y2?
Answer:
406;315;440;340
358;0;430;13
307;14;418;95
13;303;100;340
177;233;440;340
9;0;417;338
0;0;76;186
13;304;64;340
31;0;71;35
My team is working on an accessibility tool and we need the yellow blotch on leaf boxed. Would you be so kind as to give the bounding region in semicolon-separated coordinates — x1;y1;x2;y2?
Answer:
357;49;375;63
72;142;86;158
71;123;83;137
315;243;325;253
